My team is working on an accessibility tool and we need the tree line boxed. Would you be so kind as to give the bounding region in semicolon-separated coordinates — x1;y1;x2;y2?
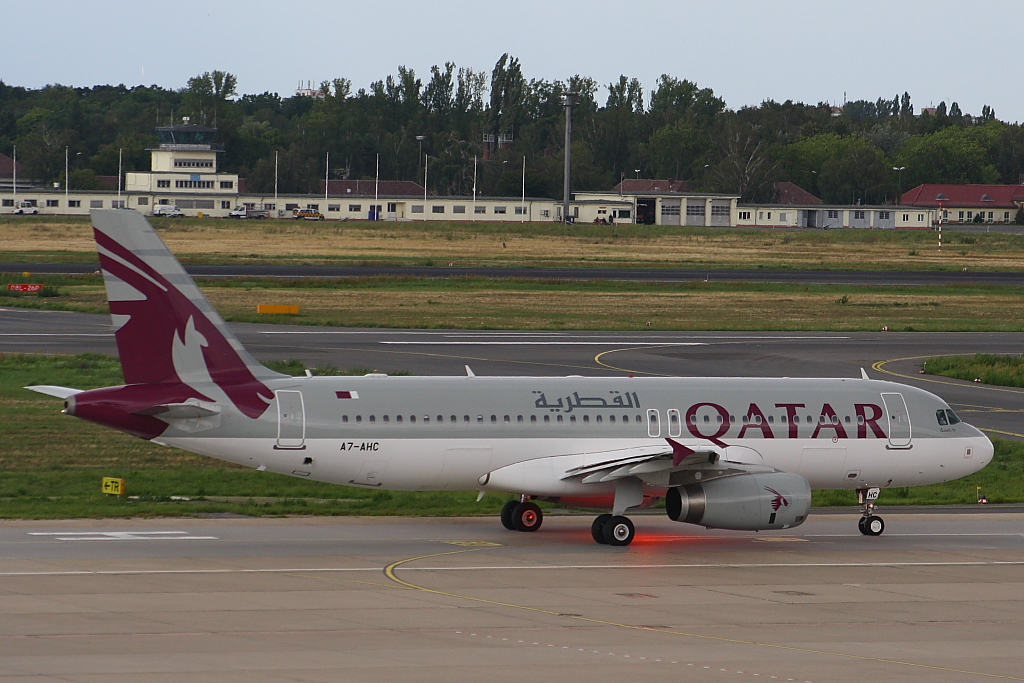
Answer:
2;56;1022;203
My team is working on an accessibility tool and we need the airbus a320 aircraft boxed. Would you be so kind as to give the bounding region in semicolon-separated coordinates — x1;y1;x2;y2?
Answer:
27;210;993;546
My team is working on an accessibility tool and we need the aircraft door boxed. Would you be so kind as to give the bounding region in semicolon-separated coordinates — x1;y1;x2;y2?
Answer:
880;392;912;447
276;390;305;449
647;409;661;437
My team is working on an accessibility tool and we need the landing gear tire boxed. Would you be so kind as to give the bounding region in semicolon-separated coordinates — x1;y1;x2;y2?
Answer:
602;516;635;547
591;514;613;544
512;502;543;532
861;515;885;536
500;500;518;531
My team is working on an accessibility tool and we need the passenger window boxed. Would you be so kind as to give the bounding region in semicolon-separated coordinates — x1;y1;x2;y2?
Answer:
356;415;362;423
410;415;416;423
342;415;348;423
596;415;603;423
438;415;444;423
857;415;865;425
504;415;510;423
768;415;775;424
704;415;711;423
780;415;787;423
477;415;483;423
423;415;430;423
716;415;723;423
844;416;851;423
624;415;630;424
369;415;376;423
464;415;470;423
635;415;642;423
517;415;523;423
730;415;736;423
531;415;537;423
570;415;576;423
450;415;457;423
793;416;800;423
490;415;497;423
383;415;389;423
583;415;589;423
936;410;949;426
609;415;616;424
557;415;563;423
946;410;961;425
543;415;550;423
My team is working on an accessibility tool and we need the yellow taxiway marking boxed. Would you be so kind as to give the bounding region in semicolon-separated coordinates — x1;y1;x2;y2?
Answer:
872;356;1024;395
594;346;681;376
384;548;1023;681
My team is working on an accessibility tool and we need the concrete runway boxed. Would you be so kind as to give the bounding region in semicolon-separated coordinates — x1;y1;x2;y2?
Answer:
3;307;1022;439
0;513;1022;682
4;260;1024;285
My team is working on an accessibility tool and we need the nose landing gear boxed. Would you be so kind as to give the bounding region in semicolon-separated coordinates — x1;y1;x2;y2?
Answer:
857;487;885;536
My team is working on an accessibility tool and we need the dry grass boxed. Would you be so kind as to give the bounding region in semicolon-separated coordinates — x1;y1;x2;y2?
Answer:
3;217;1023;270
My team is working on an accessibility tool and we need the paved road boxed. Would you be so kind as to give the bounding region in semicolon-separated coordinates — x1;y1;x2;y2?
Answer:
3;307;1022;439
3;260;1023;285
0;513;1021;682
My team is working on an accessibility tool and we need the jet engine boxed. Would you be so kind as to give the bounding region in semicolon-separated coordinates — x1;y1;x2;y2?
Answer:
666;472;811;531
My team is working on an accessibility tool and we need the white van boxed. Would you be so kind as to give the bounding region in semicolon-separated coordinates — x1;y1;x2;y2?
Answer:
152;205;184;217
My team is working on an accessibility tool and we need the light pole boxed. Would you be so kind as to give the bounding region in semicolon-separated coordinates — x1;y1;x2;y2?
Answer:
65;147;69;214
416;136;425;170
892;166;906;201
634;168;640;180
562;92;576;224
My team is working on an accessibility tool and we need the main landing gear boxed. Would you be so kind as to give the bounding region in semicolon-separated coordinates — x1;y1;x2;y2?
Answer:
857;487;885;536
591;514;635;546
501;499;543;532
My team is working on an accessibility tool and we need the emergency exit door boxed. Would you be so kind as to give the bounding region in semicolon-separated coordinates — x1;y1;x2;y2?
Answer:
276;390;305;449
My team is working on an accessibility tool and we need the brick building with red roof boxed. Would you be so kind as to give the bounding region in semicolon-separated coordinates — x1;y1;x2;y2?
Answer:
901;184;1024;224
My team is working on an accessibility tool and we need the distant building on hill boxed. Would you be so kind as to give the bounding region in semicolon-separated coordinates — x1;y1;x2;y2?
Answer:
773;182;822;205
902;184;1024;224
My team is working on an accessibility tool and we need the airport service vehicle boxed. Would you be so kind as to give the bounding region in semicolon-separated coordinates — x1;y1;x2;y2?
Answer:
227;205;269;219
25;210;994;546
293;208;324;220
152;205;184;218
13;201;39;215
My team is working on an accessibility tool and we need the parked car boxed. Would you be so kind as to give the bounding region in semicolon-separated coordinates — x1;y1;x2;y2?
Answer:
293;208;324;221
152;205;184;217
13;202;38;215
228;205;270;219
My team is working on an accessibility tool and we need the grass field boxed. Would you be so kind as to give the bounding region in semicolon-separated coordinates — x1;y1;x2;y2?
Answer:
925;354;1024;388
0;354;1016;520
4;272;1024;332
2;214;1023;271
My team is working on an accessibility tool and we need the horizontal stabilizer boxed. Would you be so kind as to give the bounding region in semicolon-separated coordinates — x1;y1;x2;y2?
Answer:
24;385;83;399
132;403;221;419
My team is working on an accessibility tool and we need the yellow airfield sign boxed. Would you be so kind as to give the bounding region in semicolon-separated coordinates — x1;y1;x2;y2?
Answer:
102;478;125;495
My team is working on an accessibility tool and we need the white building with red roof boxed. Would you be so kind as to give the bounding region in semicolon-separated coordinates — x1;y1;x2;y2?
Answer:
901;184;1024;224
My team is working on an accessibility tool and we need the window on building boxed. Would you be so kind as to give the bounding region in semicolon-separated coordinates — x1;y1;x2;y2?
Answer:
219;181;233;189
387;203;397;212
175;180;214;189
711;205;730;216
515;206;527;215
854;210;865;220
958;211;965;220
328;204;340;212
903;213;909;221
348;204;361;212
878;211;890;220
686;204;706;216
1005;212;1011;221
157;180;170;188
616;209;631;219
174;159;214;168
738;211;751;220
453;205;466;214
221;200;231;209
919;214;924;221
540;209;550;217
474;205;486;214
137;197;149;206
826;210;838;219
758;211;763;220
285;203;300;211
411;205;424;213
90;200;104;208
432;205;444;213
195;200;214;209
494;206;507;214
988;211;994;219
779;212;788;221
46;199;59;207
967;211;973;219
767;212;772;220
264;203;276;211
68;200;80;208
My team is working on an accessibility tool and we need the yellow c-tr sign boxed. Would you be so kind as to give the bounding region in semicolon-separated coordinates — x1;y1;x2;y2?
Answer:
102;477;125;496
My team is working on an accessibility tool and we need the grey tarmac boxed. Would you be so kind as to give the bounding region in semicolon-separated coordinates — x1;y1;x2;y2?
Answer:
0;513;1021;682
2;307;1022;439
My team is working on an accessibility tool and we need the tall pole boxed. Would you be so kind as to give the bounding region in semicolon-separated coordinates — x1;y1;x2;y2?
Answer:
64;146;69;215
274;151;278;215
117;148;122;202
374;153;379;220
521;155;526;223
324;152;329;207
472;155;477;214
562;92;576;224
423;155;428;221
11;146;15;208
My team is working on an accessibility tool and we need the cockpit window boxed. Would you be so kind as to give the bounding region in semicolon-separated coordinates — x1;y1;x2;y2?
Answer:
946;409;961;425
935;409;948;426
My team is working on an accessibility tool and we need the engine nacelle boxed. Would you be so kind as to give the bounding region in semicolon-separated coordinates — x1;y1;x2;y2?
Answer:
666;472;811;531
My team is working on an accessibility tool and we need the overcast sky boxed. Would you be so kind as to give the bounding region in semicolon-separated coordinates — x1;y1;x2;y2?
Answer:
4;0;1019;121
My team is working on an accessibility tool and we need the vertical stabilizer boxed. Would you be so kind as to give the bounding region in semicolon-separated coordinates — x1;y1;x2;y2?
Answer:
90;209;282;418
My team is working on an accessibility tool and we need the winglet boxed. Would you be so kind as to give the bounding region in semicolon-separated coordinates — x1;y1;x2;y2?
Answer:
860;367;869;380
666;438;695;466
465;365;476;377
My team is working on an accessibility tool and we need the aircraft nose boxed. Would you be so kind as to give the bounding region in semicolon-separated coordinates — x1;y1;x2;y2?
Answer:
976;435;995;468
